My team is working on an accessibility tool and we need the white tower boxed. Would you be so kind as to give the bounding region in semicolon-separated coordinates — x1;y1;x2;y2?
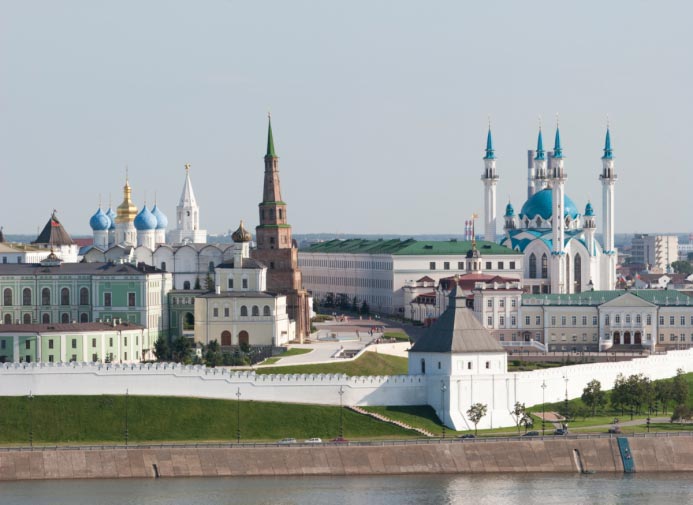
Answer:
169;164;207;244
550;125;567;294
599;126;617;290
533;127;548;193
481;127;498;243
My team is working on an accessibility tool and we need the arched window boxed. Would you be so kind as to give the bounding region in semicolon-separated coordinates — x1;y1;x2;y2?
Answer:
183;281;191;290
22;288;31;306
278;209;283;220
42;313;50;324
238;331;249;347
529;253;537;279
4;314;10;324
61;288;70;305
541;254;548;279
240;306;248;317
263;305;271;316
574;254;582;293
420;358;426;374
252;306;259;316
161;261;167;271
208;261;215;273
80;287;89;305
61;313;69;323
80;313;88;323
42;288;51;305
23;313;31;324
3;288;11;306
183;312;194;330
221;330;231;346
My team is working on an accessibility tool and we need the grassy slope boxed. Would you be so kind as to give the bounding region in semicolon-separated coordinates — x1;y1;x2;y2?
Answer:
260;347;313;365
254;351;408;376
0;396;415;444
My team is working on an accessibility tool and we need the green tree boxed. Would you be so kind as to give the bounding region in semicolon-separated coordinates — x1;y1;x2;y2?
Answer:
611;374;627;415
466;403;487;436
153;337;170;361
351;296;359;314
671;261;693;275
581;379;606;416
655;380;673;414
171;336;192;363
671;404;692;423
204;340;222;367
672;368;689;406
194;277;202;290
205;273;214;291
510;402;526;435
360;301;370;315
520;412;533;433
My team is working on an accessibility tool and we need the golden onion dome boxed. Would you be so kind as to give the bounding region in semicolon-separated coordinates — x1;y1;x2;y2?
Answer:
116;179;138;223
232;220;252;243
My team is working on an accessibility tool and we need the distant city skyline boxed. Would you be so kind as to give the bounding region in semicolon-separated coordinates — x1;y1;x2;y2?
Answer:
2;1;692;236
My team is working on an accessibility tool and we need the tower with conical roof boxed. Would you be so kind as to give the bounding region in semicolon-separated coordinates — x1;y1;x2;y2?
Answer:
529;125;548;198
169;164;207;244
251;115;311;340
599;124;617;289
481;125;499;243
549;122;568;293
115;175;138;246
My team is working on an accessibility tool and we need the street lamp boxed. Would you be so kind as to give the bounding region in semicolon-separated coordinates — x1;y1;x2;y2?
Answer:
124;389;129;447
541;380;547;436
563;376;569;428
338;386;345;438
28;391;33;449
440;381;447;439
236;387;242;443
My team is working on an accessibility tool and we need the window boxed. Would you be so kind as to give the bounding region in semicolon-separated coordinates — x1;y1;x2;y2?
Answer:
499;299;505;308
444;262;450;270
485;262;492;270
499;316;505;327
510;261;516;269
92;338;97;347
681;316;686;326
224;307;230;317
213;307;219;317
263;305;271;316
647;315;652;325
605;315;610;325
458;262;464;269
22;288;31;306
183;281;191;290
3;288;11;306
48;355;54;363
61;313;69;323
80;313;88;323
48;339;54;349
42;288;51;305
109;338;113;346
42;313;50;323
615;315;620;324
670;316;675;325
104;293;112;307
25;340;31;350
485;361;490;369
561;316;566;326
124;337;127;346
571;316;577;325
467;362;472;370
592;316;597;325
240;306;248;317
551;316;556;326
242;278;248;289
541;254;548;278
80;288;89;305
625;314;631;324
228;279;234;289
525;316;530;325
582;316;587;325
161;262;167;271
71;339;77;349
511;316;516;326
659;316;664;325
498;262;504;270
23;313;31;324
487;299;493;308
429;262;436;270
61;288;70;305
208;261;215;273
252;306;259;316
511;299;517;308
127;293;135;307
437;361;441;370
536;316;541;325
487;316;493;326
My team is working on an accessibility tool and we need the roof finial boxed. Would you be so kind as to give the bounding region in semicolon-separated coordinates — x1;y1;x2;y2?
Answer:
154;191;157;205
606;114;610;129
98;193;102;209
125;165;129;184
109;193;112;209
185;163;191;172
538;114;542;130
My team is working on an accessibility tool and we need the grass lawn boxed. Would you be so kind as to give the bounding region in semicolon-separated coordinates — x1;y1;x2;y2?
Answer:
507;361;564;372
254;351;408;376
0;396;416;445
260;347;313;365
384;331;410;342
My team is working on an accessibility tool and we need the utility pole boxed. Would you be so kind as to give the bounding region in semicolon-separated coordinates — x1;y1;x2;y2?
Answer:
124;389;129;447
236;387;242;443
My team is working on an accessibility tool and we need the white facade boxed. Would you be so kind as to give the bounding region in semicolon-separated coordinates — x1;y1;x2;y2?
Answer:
168;165;207;244
631;234;679;272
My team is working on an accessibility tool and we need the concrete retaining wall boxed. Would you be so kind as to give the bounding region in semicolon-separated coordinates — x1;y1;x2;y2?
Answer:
3;436;693;481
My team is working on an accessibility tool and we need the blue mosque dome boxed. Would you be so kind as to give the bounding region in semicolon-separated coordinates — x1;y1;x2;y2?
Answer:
134;205;157;231
519;188;580;221
505;202;515;217
89;208;111;231
585;202;594;217
151;204;168;230
106;208;116;230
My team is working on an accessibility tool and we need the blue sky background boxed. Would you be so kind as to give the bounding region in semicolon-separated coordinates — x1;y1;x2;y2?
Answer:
1;1;691;236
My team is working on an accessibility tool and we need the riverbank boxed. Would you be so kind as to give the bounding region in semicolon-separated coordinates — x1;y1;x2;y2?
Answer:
2;433;692;481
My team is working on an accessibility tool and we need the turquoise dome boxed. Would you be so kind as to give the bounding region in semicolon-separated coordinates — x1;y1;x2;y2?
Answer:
134;205;157;231
519;188;580;221
151;204;168;230
106;208;116;230
505;202;515;217
585;202;594;216
89;208;111;231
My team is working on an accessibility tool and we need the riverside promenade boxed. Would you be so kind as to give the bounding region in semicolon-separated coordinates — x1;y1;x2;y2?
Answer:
2;432;693;480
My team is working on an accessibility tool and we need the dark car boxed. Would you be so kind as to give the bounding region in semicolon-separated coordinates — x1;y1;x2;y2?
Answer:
331;437;349;443
554;428;567;436
458;434;476;439
608;426;622;434
522;431;540;437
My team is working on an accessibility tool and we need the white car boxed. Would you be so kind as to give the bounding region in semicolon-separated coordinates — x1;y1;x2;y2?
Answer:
304;438;323;444
278;438;297;444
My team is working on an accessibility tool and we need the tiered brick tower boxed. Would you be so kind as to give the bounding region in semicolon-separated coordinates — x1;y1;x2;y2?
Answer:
251;116;311;341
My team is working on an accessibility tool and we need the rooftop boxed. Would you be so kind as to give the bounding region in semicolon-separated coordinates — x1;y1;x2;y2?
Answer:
521;289;693;307
0;322;144;333
302;238;517;256
0;261;165;276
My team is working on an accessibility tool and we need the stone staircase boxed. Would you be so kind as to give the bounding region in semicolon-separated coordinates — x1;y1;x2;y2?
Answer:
347;406;436;437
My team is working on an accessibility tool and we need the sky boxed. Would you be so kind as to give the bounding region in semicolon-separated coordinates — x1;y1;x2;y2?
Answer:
1;0;692;237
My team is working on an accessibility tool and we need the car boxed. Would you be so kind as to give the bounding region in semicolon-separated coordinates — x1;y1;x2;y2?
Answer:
553;428;567;436
278;438;297;444
608;426;622;434
522;431;540;437
304;438;323;444
331;436;349;443
458;434;476;439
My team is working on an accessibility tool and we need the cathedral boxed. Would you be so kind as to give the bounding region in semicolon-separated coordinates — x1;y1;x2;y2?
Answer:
482;124;617;294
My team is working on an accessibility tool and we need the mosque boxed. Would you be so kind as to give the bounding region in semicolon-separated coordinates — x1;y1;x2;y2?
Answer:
482;123;618;294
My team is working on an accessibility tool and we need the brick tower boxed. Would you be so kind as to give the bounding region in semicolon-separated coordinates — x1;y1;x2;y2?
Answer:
251;115;311;341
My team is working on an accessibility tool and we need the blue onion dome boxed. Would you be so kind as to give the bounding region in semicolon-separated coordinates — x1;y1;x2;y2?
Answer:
505;202;515;217
134;205;157;231
106;208;116;230
89;208;111;231
519;188;580;221
584;202;594;217
151;204;168;230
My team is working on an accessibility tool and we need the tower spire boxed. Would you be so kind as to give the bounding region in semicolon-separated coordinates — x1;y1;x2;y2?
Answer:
602;124;613;160
535;123;545;161
484;121;495;160
266;112;277;158
553;115;563;159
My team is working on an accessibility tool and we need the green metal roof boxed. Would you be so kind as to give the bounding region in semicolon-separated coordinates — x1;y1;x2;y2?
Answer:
266;118;276;158
522;290;693;307
301;238;517;256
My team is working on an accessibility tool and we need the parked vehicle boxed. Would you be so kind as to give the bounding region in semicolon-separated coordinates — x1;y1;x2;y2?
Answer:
608;426;622;434
278;438;297;444
304;438;323;444
331;437;349;443
522;431;540;437
458;434;476;439
553;428;567;436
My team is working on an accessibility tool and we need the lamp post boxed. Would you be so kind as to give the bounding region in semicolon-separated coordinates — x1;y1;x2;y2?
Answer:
440;381;447;439
338;386;345;438
563;376;569;429
28;391;33;449
236;387;242;443
541;380;547;436
124;389;129;447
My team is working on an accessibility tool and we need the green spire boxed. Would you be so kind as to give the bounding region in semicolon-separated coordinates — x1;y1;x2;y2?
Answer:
553;125;563;159
266;113;277;158
535;128;545;161
484;127;495;160
602;127;613;159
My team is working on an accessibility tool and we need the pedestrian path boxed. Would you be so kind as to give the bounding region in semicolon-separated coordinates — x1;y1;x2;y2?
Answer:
348;406;435;437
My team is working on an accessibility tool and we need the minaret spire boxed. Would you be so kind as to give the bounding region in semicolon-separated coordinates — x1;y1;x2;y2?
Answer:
481;121;499;243
600;119;617;289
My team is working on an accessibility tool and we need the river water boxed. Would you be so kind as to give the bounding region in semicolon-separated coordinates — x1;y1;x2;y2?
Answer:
1;474;692;505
